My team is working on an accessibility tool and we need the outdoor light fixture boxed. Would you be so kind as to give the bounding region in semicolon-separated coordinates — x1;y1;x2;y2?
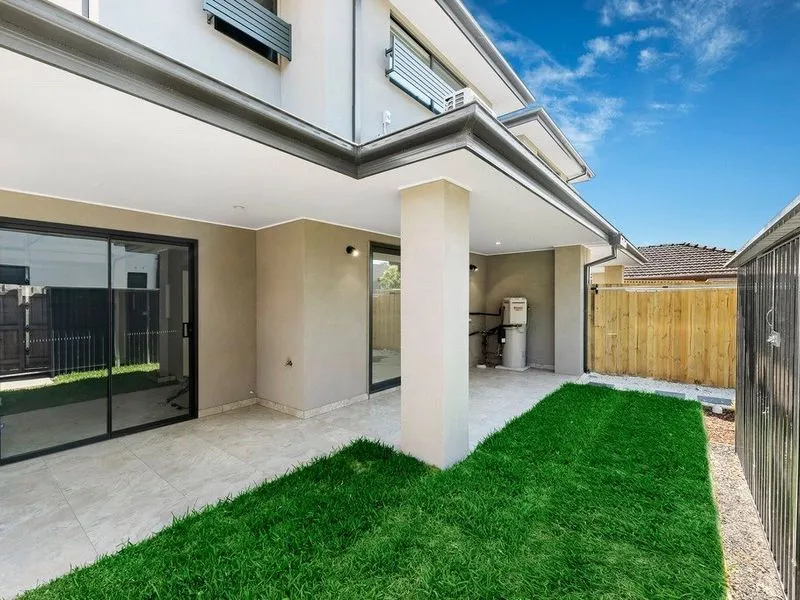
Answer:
346;245;360;257
469;264;479;272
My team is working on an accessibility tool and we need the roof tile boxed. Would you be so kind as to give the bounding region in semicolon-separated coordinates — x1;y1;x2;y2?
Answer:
624;243;737;280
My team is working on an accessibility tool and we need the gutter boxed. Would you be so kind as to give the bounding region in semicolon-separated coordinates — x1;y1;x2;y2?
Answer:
583;242;619;373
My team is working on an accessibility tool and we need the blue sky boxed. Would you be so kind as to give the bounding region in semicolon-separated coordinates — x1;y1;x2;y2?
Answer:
470;0;800;250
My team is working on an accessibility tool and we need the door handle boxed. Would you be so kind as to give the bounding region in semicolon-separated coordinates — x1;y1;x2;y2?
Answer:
182;322;191;338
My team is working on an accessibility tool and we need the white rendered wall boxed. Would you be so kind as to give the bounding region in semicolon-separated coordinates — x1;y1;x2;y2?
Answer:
94;0;282;106
554;245;588;376
281;0;354;140
48;0;85;16
359;0;437;140
400;180;470;468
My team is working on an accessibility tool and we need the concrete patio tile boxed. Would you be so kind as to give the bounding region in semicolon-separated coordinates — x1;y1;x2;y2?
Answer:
121;427;263;498
84;495;198;556
0;502;97;599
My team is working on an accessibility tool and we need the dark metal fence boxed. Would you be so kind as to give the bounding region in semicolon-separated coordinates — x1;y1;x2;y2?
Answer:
736;234;800;600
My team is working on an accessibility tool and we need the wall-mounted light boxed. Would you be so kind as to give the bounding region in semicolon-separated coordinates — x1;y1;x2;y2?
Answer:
469;264;479;272
346;245;360;257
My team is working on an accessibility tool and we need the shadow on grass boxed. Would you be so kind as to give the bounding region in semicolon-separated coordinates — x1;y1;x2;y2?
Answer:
0;365;173;417
21;384;726;600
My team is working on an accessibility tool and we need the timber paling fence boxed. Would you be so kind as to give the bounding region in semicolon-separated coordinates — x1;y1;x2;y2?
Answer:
588;285;737;387
736;235;800;600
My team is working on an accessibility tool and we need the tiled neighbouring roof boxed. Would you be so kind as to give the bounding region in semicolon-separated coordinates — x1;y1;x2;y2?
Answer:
624;243;737;280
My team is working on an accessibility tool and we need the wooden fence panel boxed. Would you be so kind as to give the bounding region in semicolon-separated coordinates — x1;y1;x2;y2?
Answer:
372;291;400;351
589;286;737;387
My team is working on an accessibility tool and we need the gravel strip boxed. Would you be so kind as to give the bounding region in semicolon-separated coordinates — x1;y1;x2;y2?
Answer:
704;410;735;446
707;442;786;600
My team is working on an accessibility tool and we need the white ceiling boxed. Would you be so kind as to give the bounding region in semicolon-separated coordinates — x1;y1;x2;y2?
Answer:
0;49;610;256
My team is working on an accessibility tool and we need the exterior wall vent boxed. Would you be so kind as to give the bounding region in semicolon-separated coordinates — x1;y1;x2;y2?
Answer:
444;88;495;116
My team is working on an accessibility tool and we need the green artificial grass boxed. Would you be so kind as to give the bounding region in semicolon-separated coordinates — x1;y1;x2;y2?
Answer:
0;364;170;416
22;384;725;600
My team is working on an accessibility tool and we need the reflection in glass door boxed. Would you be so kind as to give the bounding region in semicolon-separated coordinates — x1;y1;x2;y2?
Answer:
0;229;109;460
111;240;192;432
370;244;401;392
0;222;196;463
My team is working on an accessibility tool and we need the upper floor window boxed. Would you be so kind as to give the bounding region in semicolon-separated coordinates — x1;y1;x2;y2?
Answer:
386;19;464;114
205;0;291;64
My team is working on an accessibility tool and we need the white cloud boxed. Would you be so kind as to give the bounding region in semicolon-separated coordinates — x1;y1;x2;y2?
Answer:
598;0;775;78
471;0;774;150
552;96;625;150
637;47;660;70
472;8;627;154
649;102;693;113
635;26;669;41
631;118;664;135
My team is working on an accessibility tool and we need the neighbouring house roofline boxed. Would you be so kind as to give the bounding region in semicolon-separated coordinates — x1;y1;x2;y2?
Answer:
0;0;643;261
433;0;535;107
727;194;800;268
624;242;735;279
499;105;594;182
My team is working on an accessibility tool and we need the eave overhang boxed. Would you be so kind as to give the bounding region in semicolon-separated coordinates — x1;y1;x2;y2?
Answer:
499;105;594;183
0;0;639;258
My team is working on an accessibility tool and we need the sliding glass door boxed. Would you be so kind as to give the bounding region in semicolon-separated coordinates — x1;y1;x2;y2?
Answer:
110;240;192;431
0;229;109;459
0;221;196;463
369;243;401;392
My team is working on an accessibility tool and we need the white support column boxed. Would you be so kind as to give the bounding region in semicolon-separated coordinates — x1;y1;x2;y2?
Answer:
400;179;470;468
554;245;589;376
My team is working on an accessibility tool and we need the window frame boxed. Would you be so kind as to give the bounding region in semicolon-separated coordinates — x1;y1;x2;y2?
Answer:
211;0;281;65
388;18;465;114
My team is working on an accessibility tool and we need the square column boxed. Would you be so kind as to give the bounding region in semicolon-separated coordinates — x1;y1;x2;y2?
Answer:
400;179;470;468
554;245;589;375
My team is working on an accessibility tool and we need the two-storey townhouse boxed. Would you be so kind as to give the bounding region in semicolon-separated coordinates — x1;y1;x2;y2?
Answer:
0;0;645;469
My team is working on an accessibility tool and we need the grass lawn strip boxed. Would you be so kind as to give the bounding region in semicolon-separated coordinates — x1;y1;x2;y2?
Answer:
22;384;726;600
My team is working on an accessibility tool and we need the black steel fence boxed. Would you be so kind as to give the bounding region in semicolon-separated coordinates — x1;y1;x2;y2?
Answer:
736;234;800;600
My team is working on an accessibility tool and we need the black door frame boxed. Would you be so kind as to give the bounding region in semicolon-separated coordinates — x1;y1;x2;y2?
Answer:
368;242;401;393
0;217;198;465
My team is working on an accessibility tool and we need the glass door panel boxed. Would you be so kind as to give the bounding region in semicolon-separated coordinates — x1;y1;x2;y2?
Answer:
370;245;401;391
0;229;109;460
110;240;191;431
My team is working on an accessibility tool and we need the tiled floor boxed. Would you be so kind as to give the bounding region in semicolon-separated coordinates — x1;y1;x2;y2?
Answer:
0;368;574;599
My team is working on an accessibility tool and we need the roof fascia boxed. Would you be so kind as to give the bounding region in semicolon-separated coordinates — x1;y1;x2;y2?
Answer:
433;0;534;106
